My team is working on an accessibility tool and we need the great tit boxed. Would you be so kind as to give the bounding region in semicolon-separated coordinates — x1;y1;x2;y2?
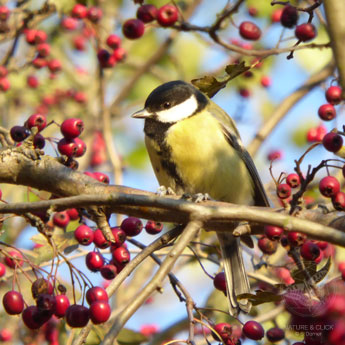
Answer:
132;80;269;316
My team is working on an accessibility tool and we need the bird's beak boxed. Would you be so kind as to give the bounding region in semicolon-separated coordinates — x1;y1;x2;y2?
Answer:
131;108;152;119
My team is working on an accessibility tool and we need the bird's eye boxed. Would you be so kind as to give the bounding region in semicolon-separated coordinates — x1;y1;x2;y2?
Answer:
163;102;171;109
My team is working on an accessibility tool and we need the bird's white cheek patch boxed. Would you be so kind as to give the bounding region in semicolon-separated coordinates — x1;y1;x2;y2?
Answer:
156;95;198;123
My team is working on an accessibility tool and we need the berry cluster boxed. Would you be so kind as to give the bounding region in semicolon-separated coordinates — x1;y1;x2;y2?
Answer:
73;217;163;281
122;3;179;40
306;85;344;146
10;115;86;167
1;216;163;332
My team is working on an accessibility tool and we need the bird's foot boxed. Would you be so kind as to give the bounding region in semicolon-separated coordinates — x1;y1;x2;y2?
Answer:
182;192;212;203
157;185;176;196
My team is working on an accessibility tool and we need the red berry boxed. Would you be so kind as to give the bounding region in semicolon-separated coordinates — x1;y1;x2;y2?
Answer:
53;211;70;228
93;228;111;249
22;305;47;329
239;87;250;98
86;251;104;272
67;208;79;220
74;224;94;245
3;291;24;315
280;5;298;28
0;263;6;277
71;4;87;19
319;176;340;197
35;30;47;44
10;125;30;142
0;77;10;91
32;56;47;69
73;35;86;51
58;138;78;157
112;246;130;265
295;23;317;42
61;16;79;30
4;250;23;268
267;150;283;161
74;91;87;103
123;19;145;39
145;220;163;234
26;113;47;132
212;323;232;343
324;294;345;318
25;29;37;44
100;264;117;280
286;173;300;188
121;217;143;236
300;241;321;261
0;6;10;21
0;65;7;78
137;4;158;23
333;191;345;211
87;6;102;22
258;236;278;254
112;47;127;62
47;59;62;73
0;329;12;342
322;132;343;152
264;225;283;240
36;293;56;314
213;272;226;292
239;21;261;40
90;301;111;324
93;172;109;184
97;49;116;68
260;75;271;88
110;227;127;247
27;75;39;88
31;278;54;298
106;34;121;49
318;103;336;121
271;8;283;23
61;118;84;139
329;320;345;345
65;304;90;328
266;327;285;342
242;320;264;340
54;294;70;317
275;267;295;285
277;183;291;199
248;7;258;17
287;231;306;246
74;137;87;157
326;86;342;105
157;4;178;27
86;286;108;305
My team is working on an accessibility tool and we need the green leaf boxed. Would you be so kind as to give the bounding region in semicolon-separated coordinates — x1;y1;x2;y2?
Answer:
313;258;331;283
224;62;250;80
291;258;331;288
191;75;228;98
117;328;148;345
238;290;282;306
192;62;249;97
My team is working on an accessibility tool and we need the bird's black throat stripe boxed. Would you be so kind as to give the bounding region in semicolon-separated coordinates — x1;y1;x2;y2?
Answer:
144;119;185;190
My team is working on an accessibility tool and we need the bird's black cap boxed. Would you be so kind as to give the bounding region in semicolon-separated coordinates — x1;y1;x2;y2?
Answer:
144;80;208;114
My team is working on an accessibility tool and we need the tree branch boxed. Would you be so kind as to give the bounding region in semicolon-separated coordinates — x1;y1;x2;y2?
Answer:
100;220;202;345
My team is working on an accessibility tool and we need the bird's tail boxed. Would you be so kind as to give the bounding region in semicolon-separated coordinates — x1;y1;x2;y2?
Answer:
217;233;251;317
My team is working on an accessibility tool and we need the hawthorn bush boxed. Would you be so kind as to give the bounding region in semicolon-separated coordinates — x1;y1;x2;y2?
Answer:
0;1;344;345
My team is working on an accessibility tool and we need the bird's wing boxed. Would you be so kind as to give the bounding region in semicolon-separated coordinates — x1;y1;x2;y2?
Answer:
210;101;270;207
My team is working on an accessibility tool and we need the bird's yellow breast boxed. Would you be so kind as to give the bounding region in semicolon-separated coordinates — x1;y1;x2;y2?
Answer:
148;112;255;205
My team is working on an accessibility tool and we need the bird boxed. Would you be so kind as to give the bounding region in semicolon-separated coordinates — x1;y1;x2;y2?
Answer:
132;80;269;316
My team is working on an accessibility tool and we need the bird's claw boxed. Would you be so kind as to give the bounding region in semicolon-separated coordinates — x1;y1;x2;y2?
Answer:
157;186;176;196
183;193;212;203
